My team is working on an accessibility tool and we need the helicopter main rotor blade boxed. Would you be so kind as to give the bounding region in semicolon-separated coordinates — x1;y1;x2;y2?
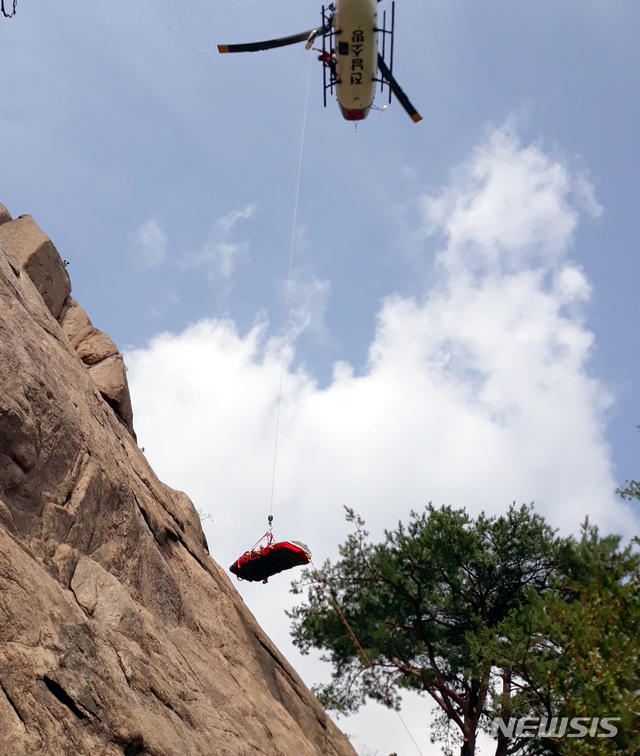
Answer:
377;55;422;123
218;26;330;54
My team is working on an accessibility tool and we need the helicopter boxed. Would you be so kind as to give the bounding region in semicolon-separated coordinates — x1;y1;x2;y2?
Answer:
218;0;421;124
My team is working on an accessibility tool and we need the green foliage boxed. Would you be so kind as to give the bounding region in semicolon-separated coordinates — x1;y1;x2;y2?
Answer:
1;0;17;19
616;479;640;503
289;504;640;756
482;521;640;756
289;504;559;754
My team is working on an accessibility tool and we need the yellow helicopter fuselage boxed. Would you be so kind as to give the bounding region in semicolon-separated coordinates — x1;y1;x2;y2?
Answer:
333;0;379;121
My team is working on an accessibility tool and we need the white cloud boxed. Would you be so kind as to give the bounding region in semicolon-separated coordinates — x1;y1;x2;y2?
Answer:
216;205;257;236
183;204;256;280
125;123;635;756
286;276;332;341
277;224;333;343
424;122;601;275
150;289;180;320
135;216;168;268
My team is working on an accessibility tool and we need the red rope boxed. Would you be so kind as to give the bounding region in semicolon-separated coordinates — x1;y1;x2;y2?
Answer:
248;530;275;552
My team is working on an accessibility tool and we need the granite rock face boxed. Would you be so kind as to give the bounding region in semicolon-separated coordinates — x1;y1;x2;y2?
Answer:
0;202;11;226
57;296;135;437
0;214;71;319
0;207;357;756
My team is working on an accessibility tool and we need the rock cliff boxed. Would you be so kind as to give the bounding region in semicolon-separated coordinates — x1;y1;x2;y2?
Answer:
0;203;357;756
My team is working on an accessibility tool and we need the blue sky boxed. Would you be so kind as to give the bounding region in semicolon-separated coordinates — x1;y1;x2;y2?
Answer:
2;1;639;753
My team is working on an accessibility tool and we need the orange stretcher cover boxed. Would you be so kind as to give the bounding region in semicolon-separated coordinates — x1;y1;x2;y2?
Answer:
230;539;311;583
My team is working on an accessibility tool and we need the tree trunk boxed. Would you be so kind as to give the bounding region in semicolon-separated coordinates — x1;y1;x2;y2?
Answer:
460;678;484;756
460;716;478;756
494;673;512;756
460;735;476;756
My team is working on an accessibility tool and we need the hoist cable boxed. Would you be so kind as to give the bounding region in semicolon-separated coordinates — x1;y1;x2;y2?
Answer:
259;51;424;756
268;55;313;520
311;561;426;756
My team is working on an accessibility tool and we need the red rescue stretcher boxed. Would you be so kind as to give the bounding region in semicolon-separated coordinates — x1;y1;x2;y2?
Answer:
230;531;311;583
